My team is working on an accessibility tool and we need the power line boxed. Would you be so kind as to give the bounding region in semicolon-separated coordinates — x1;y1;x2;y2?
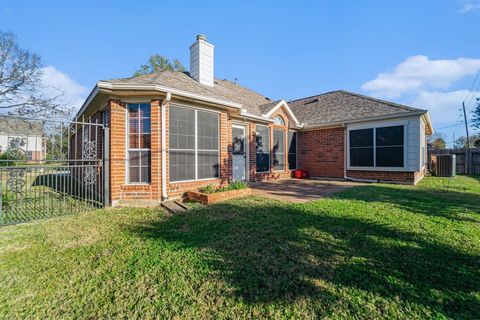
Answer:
435;122;464;130
465;79;480;109
463;70;480;106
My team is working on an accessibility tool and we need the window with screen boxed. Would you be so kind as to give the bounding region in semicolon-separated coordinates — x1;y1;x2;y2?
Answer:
256;125;270;172
288;131;297;170
349;128;374;167
127;103;151;183
197;111;219;179
273;129;285;170
349;125;404;168
375;125;404;167
169;105;219;182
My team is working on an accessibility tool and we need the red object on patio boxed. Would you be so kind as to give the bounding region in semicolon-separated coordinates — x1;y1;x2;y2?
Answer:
294;169;308;179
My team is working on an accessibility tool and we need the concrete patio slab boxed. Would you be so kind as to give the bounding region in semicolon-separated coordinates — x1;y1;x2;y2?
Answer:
250;178;364;203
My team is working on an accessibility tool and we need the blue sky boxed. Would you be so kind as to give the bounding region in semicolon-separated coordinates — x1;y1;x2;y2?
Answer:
1;0;479;146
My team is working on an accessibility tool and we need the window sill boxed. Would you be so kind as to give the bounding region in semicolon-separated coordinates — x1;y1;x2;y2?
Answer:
169;177;220;184
347;166;408;172
121;184;151;190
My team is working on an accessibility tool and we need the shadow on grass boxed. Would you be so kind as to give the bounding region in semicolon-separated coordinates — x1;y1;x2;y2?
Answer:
32;173;102;204
129;192;480;318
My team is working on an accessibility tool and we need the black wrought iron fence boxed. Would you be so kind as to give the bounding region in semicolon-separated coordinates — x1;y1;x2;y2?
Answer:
0;114;107;225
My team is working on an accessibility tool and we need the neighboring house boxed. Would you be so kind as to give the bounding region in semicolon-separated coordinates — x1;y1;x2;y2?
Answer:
76;34;433;206
0;118;45;162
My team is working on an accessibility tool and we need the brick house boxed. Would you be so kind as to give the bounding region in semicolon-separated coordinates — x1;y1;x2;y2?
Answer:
75;35;433;206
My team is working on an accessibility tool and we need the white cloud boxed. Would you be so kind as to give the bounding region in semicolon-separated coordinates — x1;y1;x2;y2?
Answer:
361;56;480;98
410;90;478;125
459;1;480;13
39;66;88;110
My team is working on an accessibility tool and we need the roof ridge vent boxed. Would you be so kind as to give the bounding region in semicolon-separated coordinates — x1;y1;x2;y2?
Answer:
304;98;319;105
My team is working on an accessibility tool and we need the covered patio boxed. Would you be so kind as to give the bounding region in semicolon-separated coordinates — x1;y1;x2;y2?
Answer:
250;178;363;203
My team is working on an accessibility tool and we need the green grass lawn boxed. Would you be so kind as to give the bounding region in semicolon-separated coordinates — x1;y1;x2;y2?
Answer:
1;176;479;319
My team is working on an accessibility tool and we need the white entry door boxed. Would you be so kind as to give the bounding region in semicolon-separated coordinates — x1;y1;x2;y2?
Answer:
232;125;247;181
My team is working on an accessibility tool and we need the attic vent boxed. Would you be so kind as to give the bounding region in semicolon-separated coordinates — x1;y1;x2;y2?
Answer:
304;98;318;105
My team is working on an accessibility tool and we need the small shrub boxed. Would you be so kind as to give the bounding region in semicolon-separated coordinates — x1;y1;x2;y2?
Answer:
199;181;248;194
199;185;216;194
228;181;248;190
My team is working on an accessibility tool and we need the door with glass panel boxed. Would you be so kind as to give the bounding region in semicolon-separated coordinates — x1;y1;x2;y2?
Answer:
232;125;247;181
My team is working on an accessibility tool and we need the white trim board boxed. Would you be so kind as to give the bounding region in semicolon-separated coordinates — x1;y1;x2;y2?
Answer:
263;100;301;126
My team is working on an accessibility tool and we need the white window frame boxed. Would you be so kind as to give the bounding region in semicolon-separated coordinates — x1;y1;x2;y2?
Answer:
232;123;249;181
273;115;285;126
126;103;151;185
347;120;408;171
272;128;286;172
255;124;270;173
169;104;220;183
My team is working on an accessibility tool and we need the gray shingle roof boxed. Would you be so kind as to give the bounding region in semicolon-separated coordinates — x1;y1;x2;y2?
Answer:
101;73;427;126
257;100;282;115
102;71;273;116
0;118;44;136
289;90;426;126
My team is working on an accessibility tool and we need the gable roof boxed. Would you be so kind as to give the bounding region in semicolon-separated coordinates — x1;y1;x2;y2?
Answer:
261;99;300;125
83;72;431;132
289;90;427;127
100;71;273;117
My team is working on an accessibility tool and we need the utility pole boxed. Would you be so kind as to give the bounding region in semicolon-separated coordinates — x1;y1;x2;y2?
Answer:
462;101;470;174
463;102;470;148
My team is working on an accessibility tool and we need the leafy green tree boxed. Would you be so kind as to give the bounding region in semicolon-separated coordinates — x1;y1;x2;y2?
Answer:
134;55;185;76
472;98;480;130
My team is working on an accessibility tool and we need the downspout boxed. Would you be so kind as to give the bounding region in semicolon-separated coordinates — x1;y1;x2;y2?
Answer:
343;123;377;183
161;92;171;200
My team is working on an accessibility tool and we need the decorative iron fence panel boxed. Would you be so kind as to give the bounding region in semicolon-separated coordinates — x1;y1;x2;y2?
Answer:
0;115;107;225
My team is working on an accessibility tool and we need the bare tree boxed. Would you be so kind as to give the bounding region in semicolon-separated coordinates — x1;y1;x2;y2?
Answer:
0;31;72;118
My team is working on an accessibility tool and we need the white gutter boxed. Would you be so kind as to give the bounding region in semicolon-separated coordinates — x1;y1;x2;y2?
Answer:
239;109;274;122
161;92;170;200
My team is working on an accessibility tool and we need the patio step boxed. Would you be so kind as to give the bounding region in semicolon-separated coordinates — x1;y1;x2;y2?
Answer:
161;200;188;214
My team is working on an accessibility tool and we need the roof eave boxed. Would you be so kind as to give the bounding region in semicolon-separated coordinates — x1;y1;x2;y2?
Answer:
239;109;273;123
422;111;434;135
262;99;300;125
98;81;243;109
75;85;100;121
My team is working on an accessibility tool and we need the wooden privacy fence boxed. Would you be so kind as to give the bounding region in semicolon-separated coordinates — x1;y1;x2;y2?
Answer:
429;148;480;175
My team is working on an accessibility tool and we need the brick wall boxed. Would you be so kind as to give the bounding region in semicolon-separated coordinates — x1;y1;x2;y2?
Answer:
103;99;428;203
346;170;418;184
297;127;345;178
297;126;424;185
